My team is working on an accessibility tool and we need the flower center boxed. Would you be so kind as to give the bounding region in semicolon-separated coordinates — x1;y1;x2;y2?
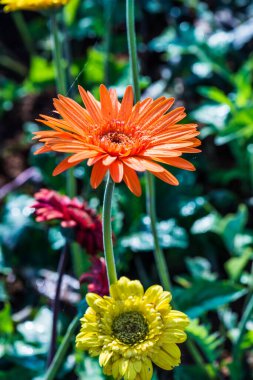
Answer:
100;131;133;146
112;311;148;345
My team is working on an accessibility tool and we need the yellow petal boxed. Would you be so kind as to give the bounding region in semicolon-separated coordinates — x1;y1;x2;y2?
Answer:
99;351;113;366
150;345;181;370
119;358;129;376
139;358;153;380
144;285;163;304
86;293;102;307
112;360;120;379
125;361;137;380
133;360;142;373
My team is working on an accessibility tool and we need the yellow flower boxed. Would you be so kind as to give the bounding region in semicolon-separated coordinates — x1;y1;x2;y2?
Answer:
0;0;69;12
76;277;189;380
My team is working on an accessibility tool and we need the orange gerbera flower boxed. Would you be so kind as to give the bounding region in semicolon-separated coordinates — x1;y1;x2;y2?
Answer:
33;85;201;196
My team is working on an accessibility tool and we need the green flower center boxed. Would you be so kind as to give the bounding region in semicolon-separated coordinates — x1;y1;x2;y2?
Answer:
112;311;148;345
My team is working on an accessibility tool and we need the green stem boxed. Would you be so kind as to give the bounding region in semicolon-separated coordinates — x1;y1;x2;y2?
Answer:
126;0;141;103
233;293;253;367
102;175;118;286
12;12;34;56
125;0;212;376
51;11;67;95
103;0;115;86
146;173;172;291
44;315;79;380
50;10;76;199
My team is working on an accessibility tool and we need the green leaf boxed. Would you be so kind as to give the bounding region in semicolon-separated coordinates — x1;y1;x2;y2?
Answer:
0;303;13;335
220;204;248;253
199;86;233;108
187;319;223;362
225;248;253;281
76;356;106;380
64;0;81;26
191;213;221;234
175;279;247;318
29;56;55;85
121;218;188;252
186;257;217;281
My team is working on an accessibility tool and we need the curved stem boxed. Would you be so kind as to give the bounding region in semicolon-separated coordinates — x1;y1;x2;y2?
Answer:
102;175;118;286
44;315;80;380
47;243;69;368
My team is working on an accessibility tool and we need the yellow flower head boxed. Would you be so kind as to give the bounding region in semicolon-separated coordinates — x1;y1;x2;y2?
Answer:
0;0;69;12
76;277;189;380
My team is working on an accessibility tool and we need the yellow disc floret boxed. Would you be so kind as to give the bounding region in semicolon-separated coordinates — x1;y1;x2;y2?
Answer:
76;277;189;380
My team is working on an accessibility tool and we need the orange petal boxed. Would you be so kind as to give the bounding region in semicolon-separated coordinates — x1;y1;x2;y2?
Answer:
109;88;120;118
153;157;196;171
139;98;175;129
34;145;52;155
68;150;100;163
103;155;117;166
53;98;87;136
100;84;113;119
137;158;164;172
87;154;105;166
78;85;102;124
58;95;94;127
123;157;146;171
181;147;202;153
109;160;124;183
53;157;82;176
90;161;108;189
143;148;182;157
150;168;179;186
123;164;142;196
50;142;87;153
118;86;134;122
136;97;166;124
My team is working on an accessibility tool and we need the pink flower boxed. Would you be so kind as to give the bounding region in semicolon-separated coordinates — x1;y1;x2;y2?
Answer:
79;257;109;296
32;188;103;255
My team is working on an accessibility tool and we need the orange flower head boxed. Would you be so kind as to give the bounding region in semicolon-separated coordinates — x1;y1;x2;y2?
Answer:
33;85;201;196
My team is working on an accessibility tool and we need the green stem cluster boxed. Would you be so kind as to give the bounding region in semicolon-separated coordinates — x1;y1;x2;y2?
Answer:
125;0;212;376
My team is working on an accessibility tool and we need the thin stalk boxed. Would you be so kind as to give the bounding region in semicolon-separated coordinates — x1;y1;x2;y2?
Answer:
126;0;141;103
125;0;212;376
232;293;253;369
103;0;115;86
50;11;76;198
47;243;69;368
102;175;117;286
50;11;67;95
44;315;80;380
146;173;172;291
12;12;34;56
